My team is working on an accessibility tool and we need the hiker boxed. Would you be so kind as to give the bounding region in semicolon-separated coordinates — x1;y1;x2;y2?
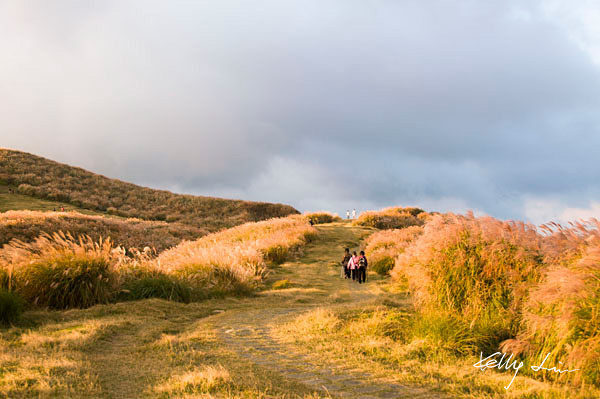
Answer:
346;210;350;219
348;251;359;281
341;248;352;278
352;208;356;219
357;250;368;283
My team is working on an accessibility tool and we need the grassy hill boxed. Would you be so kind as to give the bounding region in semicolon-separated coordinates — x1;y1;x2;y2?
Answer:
0;149;299;231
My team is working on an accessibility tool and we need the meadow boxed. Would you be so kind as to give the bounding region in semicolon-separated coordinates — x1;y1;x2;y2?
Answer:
1;197;599;398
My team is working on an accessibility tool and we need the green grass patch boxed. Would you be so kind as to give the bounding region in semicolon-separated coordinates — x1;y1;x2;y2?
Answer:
371;256;395;276
272;279;292;290
120;275;192;303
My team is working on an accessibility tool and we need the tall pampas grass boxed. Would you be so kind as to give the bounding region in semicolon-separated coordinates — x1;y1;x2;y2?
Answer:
365;226;424;275
0;216;316;308
0;232;120;309
502;219;600;385
389;212;600;386
152;215;317;296
392;212;544;352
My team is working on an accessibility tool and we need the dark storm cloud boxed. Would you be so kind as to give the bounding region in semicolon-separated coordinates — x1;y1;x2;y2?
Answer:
1;0;600;222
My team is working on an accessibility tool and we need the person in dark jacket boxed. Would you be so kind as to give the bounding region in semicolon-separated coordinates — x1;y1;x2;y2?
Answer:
357;250;368;283
341;248;351;278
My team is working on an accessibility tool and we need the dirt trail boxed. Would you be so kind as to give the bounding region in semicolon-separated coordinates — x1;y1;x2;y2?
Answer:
210;222;435;399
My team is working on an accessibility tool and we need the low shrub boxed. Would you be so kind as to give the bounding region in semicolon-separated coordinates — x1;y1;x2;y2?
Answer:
354;207;426;229
304;212;341;225
0;289;23;325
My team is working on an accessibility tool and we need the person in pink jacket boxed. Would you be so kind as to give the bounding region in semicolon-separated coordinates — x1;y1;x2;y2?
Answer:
347;251;359;281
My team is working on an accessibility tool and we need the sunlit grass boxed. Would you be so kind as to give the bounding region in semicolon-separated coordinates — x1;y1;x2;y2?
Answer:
0;209;205;252
354;206;430;229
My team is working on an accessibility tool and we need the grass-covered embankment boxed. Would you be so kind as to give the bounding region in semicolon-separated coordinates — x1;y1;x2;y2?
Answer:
0;216;316;320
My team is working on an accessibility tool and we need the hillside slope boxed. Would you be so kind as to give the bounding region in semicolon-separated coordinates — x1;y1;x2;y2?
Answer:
0;210;205;252
0;149;299;231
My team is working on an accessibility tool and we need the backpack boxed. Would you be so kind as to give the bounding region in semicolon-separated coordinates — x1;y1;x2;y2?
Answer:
358;256;366;268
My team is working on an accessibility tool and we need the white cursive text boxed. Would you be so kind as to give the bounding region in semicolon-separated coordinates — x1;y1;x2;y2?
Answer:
474;351;581;390
473;351;523;389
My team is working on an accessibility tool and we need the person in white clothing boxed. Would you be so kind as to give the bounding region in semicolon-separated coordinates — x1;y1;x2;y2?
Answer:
346;210;350;219
352;208;356;219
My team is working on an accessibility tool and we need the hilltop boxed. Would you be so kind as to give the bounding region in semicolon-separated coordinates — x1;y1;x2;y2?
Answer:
0;149;299;231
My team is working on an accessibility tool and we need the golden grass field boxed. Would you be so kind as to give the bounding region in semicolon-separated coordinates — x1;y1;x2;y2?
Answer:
2;220;598;398
0;210;206;251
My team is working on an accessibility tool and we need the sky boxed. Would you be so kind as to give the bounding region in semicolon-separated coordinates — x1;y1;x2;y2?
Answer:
2;0;600;224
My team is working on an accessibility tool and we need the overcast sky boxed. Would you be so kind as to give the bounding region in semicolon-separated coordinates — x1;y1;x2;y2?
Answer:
2;1;600;224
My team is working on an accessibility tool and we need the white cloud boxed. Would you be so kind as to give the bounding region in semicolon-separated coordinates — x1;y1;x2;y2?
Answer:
523;196;600;224
542;0;600;64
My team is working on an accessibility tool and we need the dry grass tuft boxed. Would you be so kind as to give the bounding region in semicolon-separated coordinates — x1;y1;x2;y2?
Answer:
155;365;232;395
304;211;341;225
